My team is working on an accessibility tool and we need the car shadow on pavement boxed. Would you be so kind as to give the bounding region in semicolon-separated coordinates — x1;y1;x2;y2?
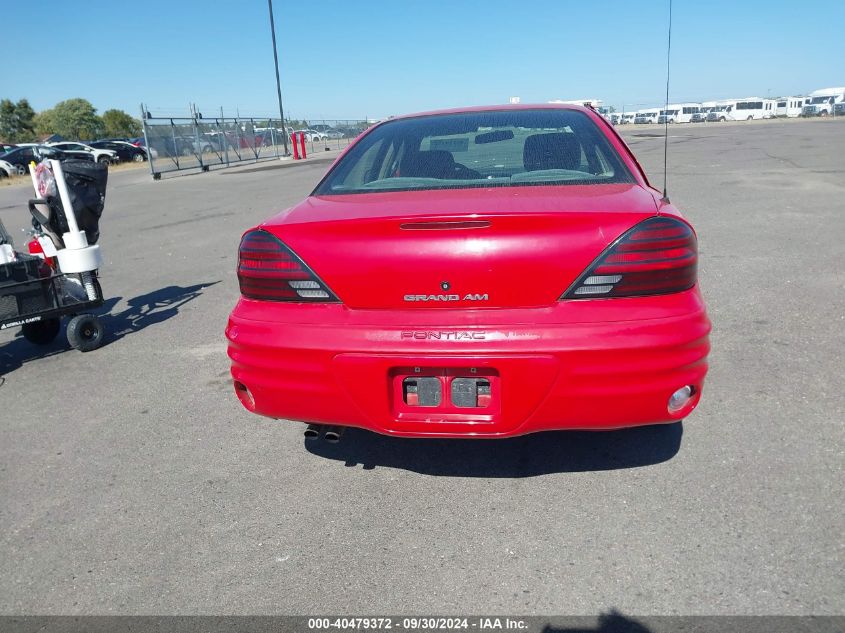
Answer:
542;611;654;632
0;296;123;380
304;423;683;477
103;281;219;343
0;282;217;380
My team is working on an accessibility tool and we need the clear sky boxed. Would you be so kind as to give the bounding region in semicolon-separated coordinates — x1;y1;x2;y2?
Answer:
2;0;842;121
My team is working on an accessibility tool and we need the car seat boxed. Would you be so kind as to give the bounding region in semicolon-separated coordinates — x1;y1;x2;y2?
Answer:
523;132;582;171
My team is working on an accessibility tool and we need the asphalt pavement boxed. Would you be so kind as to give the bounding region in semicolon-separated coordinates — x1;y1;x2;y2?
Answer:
0;118;843;615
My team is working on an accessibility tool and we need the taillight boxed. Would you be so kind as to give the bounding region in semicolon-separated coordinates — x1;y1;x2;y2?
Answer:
562;217;697;299
237;230;338;302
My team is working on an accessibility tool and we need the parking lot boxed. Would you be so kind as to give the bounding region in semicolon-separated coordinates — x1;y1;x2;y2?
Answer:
0;119;843;615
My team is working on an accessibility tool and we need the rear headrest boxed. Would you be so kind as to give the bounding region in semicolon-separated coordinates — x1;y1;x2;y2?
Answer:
401;150;456;179
523;132;581;171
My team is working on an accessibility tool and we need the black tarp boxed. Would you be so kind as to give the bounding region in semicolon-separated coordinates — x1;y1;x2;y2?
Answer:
44;160;108;245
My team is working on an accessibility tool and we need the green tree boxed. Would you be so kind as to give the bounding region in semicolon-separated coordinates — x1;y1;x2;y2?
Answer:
0;98;36;142
36;98;103;140
101;109;141;138
34;109;57;137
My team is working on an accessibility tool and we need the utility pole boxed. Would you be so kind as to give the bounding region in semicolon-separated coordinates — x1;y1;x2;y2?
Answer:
268;0;289;156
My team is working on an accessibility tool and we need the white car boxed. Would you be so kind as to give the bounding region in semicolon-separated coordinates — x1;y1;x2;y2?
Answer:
0;158;17;177
47;142;118;165
294;129;328;142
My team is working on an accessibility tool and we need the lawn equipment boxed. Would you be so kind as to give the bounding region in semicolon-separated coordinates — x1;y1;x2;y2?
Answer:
0;159;108;351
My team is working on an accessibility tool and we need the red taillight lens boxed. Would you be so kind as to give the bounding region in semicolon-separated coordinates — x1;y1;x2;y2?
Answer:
237;230;338;302
562;217;697;299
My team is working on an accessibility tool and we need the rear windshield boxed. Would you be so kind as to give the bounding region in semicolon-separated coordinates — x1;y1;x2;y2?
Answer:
313;109;633;195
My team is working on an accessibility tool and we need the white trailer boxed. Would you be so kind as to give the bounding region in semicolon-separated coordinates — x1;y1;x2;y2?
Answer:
707;100;738;122
658;103;702;124
733;98;777;120
801;87;845;117
634;109;660;124
691;101;718;123
548;99;611;120
775;96;805;118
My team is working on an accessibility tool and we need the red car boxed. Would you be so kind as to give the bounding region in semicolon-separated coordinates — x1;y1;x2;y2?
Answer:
226;104;710;439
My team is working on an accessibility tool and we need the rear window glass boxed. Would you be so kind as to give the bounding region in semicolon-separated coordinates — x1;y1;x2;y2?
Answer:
314;109;633;195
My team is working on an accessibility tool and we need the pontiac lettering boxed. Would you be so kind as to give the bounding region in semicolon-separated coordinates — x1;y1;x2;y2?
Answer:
401;331;486;340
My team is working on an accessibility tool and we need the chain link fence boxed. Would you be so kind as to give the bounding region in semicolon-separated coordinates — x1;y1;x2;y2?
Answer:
140;108;370;179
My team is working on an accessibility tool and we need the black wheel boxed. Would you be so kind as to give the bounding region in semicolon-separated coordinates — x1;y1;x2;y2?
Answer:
819;110;828;117
719;117;726;122
97;156;110;166
67;314;105;352
132;152;145;162
22;318;61;345
15;164;27;175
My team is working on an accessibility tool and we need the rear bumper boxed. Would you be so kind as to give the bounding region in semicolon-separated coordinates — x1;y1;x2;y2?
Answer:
226;290;711;438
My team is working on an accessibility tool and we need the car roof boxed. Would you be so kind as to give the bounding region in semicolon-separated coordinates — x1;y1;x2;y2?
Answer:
386;103;590;122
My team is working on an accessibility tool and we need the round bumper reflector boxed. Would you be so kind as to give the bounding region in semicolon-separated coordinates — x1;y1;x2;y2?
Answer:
668;385;694;413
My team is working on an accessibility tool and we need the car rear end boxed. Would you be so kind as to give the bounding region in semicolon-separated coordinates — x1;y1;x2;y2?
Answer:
226;106;710;438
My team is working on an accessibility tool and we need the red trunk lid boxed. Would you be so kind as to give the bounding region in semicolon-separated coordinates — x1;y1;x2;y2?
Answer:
261;184;658;309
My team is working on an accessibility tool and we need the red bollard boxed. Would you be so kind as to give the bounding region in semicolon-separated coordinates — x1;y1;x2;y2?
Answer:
291;133;300;159
299;132;307;159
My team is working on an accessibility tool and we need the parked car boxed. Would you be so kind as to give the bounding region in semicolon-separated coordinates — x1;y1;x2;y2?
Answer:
174;135;223;155
143;136;194;158
0;158;16;177
690;108;711;123
47;141;117;165
90;140;147;162
294;129;328;142
227;104;711;439
128;137;159;159
0;145;90;175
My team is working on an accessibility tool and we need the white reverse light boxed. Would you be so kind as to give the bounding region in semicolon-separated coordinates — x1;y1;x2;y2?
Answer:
584;275;622;285
295;289;330;298
573;285;614;295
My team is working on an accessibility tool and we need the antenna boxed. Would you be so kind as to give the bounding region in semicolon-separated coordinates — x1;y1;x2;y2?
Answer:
661;0;673;203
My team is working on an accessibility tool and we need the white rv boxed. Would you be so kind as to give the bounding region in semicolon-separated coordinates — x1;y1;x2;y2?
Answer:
691;101;718;123
706;101;738;121
657;103;702;124
548;99;611;120
732;98;777;120
634;109;659;124
801;87;845;117
775;97;805;118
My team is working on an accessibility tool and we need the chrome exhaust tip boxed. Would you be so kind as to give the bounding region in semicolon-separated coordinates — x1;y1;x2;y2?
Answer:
304;424;321;439
324;426;344;443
